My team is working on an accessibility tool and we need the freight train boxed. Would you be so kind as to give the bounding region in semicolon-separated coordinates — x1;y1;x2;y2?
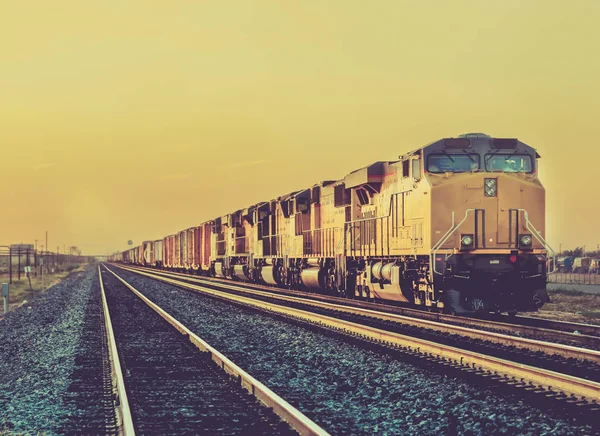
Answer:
109;133;555;314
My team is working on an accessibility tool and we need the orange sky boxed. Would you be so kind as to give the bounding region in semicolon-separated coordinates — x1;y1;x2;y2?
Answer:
1;1;599;255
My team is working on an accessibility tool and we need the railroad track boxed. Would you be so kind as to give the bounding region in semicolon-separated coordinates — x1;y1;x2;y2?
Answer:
98;265;327;435
114;265;600;367
124;265;600;348
59;270;121;434
110;263;600;418
475;312;600;339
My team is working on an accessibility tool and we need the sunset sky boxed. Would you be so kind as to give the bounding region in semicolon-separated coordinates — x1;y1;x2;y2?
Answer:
1;1;599;255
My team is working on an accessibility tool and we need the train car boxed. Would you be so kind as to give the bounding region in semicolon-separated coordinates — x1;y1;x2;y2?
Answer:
141;240;153;266
200;222;212;272
163;234;175;269
178;229;188;271
185;226;203;273
154;239;164;268
174;232;182;271
134;245;143;265
115;133;553;315
179;226;203;273
128;247;137;265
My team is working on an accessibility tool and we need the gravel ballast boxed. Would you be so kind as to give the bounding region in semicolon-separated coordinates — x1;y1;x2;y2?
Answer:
114;268;595;436
0;266;96;434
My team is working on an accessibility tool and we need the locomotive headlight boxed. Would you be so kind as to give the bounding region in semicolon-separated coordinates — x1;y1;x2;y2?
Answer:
461;234;474;249
519;234;533;248
484;178;497;197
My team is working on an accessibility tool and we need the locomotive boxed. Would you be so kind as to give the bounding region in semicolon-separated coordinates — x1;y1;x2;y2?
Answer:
110;133;555;314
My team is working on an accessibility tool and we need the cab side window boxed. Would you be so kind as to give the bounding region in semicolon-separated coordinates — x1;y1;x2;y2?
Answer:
402;160;410;178
412;159;421;180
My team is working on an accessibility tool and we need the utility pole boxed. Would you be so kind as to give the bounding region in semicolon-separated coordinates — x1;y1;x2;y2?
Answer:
46;231;48;258
41;245;44;291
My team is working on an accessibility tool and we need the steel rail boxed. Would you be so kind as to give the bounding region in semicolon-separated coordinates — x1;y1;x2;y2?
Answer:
116;265;600;365
123;264;600;340
98;266;135;436
107;264;600;404
102;264;329;436
489;313;600;337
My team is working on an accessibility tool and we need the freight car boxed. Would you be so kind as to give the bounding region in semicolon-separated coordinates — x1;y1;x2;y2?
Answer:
109;133;555;314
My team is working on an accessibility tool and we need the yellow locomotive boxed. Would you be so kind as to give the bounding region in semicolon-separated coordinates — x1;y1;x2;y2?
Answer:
342;132;554;314
112;133;554;315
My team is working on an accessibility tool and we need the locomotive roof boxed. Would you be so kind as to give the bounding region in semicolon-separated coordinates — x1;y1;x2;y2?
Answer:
399;134;541;159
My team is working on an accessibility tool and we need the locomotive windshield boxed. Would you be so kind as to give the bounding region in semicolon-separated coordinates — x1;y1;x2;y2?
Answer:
427;154;480;173
485;154;533;173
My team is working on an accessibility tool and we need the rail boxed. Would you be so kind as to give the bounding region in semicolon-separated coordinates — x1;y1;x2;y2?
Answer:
98;266;135;436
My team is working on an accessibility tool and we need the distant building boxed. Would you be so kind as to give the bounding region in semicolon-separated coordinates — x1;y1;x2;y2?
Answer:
10;244;34;251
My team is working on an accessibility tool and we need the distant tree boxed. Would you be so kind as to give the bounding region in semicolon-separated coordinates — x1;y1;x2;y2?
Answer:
562;246;584;257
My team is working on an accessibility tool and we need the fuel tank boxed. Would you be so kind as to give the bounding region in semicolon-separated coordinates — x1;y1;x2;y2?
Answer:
261;265;279;285
214;261;226;278
233;264;250;281
301;268;322;289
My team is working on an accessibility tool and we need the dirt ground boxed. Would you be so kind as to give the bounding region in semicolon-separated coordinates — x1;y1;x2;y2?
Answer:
1;264;88;311
528;289;600;324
